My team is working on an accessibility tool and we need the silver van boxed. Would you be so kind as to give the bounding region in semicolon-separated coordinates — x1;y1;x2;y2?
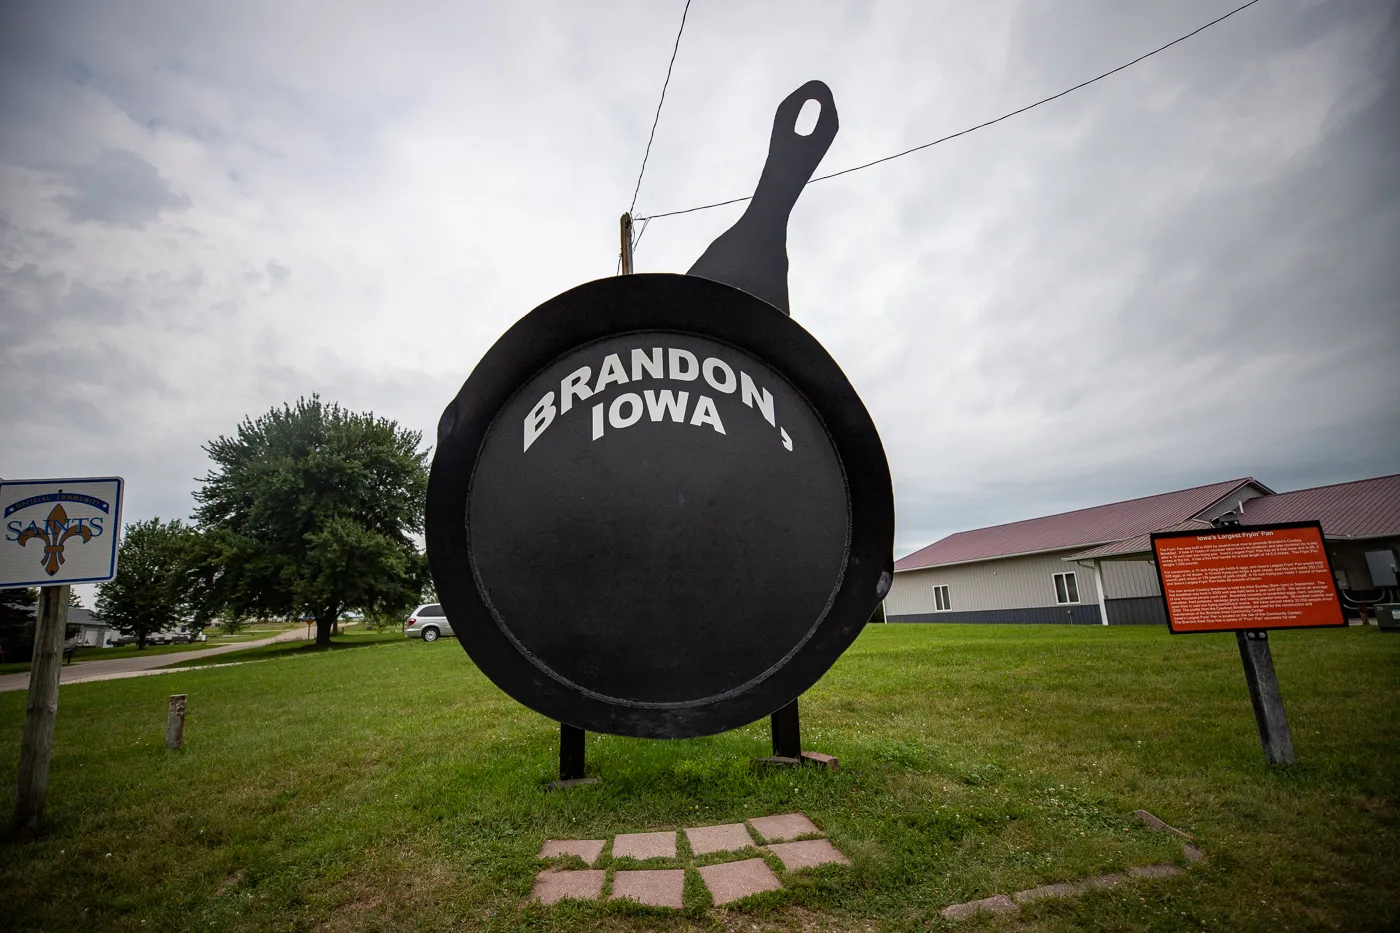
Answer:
405;603;452;642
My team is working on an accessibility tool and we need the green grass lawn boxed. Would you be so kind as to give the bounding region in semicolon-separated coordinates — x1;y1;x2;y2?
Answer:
0;624;1395;932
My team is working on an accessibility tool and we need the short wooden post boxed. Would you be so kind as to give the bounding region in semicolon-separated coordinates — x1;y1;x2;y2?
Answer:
1236;630;1296;765
166;694;188;750
13;584;70;842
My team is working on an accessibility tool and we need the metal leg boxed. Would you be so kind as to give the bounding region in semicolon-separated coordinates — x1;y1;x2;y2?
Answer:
770;699;801;759
1236;630;1296;766
560;723;586;781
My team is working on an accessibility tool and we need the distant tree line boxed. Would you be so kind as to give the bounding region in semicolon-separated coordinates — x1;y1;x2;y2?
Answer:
0;588;86;663
5;396;431;655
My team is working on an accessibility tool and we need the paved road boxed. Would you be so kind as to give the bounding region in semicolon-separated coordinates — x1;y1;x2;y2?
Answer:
0;628;310;694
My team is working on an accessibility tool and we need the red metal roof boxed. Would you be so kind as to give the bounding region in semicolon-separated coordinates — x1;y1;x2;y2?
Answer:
1066;520;1215;561
1238;474;1400;538
895;478;1260;571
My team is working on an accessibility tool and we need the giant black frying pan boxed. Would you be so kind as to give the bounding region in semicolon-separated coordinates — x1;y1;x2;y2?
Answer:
426;81;894;739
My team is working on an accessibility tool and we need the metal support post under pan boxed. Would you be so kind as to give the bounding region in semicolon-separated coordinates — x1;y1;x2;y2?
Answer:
547;722;598;790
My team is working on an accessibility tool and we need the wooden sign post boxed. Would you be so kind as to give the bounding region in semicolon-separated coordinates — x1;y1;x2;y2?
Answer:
1236;630;1294;764
1152;521;1345;765
13;584;70;841
2;476;124;841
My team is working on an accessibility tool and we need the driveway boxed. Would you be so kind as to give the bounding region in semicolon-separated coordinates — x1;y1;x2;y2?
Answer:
0;628;310;693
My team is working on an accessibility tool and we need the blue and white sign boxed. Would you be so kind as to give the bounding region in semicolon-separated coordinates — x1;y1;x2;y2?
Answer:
0;477;124;587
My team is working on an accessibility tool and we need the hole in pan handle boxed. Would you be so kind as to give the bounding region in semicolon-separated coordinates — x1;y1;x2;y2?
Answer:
688;80;839;316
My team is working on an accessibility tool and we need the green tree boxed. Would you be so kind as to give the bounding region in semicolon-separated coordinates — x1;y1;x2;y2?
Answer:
180;525;245;637
193;396;429;647
0;586;38;663
96;518;191;649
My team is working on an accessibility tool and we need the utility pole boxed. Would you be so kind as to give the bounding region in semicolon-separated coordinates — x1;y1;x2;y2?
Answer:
14;583;70;842
619;213;635;276
554;209;635;787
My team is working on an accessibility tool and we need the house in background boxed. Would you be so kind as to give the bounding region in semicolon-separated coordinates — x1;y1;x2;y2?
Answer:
886;473;1400;625
65;607;117;647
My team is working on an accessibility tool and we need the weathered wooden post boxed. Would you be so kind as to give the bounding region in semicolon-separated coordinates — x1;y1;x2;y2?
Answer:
1236;631;1296;765
13;584;69;841
3;475;125;842
619;212;635;275
166;694;188;750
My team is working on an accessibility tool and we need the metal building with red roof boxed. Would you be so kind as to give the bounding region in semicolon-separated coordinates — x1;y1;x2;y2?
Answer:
885;473;1399;625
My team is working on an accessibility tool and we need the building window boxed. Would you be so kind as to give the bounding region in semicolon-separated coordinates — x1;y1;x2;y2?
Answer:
933;585;951;612
1054;572;1080;604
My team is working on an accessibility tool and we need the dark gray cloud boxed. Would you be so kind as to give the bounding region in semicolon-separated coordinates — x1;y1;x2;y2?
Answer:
54;149;190;226
0;0;1396;573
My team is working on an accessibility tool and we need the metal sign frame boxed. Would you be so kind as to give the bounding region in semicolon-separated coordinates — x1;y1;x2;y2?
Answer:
0;476;124;588
1151;520;1346;635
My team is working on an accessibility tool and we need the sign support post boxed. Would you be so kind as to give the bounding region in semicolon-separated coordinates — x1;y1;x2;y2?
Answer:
3;475;123;839
770;699;801;759
13;584;70;842
559;724;586;781
1235;630;1296;765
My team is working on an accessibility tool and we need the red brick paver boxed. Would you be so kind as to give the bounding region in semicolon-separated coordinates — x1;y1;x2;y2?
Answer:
537;839;605;865
612;830;676;860
765;839;850;871
748;812;820;843
529;868;605;904
685;823;755;855
698;858;782;906
610;869;686;908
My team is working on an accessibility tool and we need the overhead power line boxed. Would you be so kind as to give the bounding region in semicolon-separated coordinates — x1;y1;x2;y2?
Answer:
628;0;694;216
634;0;1264;222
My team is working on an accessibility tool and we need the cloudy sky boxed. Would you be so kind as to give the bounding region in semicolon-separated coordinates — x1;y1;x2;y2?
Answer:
2;0;1397;593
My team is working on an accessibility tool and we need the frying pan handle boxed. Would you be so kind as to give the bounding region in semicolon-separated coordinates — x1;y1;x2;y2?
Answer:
687;80;839;315
754;80;839;212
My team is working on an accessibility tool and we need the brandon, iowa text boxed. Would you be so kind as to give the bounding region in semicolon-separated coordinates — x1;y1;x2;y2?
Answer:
522;346;793;453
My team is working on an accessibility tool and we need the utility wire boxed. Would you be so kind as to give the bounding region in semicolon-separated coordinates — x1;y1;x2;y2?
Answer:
632;217;653;251
628;0;693;216
635;0;1264;222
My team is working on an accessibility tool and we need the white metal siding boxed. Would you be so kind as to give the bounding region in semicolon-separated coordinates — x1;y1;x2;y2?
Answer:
886;550;1101;615
1099;559;1161;599
1194;483;1271;523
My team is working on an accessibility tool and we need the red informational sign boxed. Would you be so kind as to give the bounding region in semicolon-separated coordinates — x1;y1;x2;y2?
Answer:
1151;522;1346;634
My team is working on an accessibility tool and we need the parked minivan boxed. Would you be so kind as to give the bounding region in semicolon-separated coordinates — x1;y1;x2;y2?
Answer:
405;604;452;642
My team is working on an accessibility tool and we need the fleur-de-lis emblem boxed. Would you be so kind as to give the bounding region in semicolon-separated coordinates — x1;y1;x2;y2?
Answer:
17;503;93;576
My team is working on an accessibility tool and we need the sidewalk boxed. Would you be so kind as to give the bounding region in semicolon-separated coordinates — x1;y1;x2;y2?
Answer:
0;628;310;693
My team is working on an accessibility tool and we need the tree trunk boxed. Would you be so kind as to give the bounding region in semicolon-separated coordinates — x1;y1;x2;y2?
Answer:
137;633;147;650
315;613;335;648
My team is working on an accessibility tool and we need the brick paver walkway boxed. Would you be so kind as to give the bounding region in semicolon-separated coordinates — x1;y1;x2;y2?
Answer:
531;812;848;909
